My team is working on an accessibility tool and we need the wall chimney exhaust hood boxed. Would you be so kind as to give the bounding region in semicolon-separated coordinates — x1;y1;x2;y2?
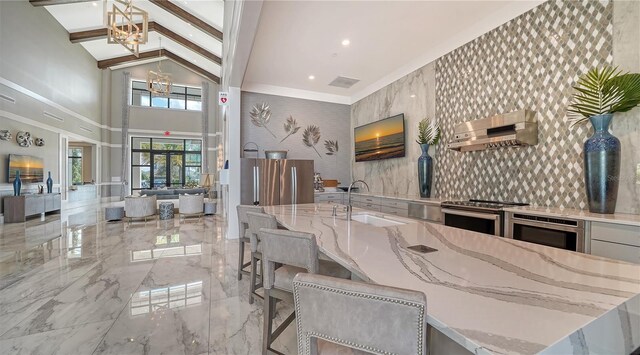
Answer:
447;109;538;152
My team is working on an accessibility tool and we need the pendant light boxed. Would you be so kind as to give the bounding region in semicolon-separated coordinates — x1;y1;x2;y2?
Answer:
146;37;173;97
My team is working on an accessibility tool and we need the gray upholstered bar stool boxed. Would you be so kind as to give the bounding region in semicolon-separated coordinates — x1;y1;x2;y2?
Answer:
246;211;279;304
293;273;428;355
259;228;352;355
236;205;265;281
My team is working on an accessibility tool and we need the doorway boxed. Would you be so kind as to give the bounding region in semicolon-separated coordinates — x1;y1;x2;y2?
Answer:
67;140;98;203
130;137;202;192
152;152;183;188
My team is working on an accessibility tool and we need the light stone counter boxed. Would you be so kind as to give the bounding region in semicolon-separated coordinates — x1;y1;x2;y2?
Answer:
314;191;444;205
352;192;444;205
264;203;640;355
504;205;640;227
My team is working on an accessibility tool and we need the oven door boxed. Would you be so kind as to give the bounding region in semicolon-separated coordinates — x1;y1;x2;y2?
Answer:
506;216;584;252
441;208;501;236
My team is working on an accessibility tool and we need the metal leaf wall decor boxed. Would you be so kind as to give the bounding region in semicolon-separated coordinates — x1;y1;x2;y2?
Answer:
0;130;11;141
324;140;339;155
16;131;33;147
249;102;277;138
302;125;322;158
280;115;300;142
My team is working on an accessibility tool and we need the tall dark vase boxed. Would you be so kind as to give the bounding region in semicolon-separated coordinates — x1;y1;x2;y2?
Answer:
584;114;620;214
13;170;22;196
46;171;53;194
417;144;433;198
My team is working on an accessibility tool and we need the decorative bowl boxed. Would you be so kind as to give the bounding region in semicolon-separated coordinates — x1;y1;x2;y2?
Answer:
265;150;288;159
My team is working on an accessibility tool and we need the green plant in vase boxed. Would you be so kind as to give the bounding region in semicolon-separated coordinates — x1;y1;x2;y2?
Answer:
568;66;640;213
416;119;440;198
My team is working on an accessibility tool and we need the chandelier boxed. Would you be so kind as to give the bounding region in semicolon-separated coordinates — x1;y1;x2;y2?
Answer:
107;0;149;57
147;38;172;96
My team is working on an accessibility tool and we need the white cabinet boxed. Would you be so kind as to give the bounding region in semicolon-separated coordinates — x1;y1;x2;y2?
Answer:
313;193;434;220
379;198;409;217
591;240;640;264
314;193;344;204
408;203;442;223
589;222;640;264
381;205;408;217
352;201;382;211
351;195;381;205
351;195;409;216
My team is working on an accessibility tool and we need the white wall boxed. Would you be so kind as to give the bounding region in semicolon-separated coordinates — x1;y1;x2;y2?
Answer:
106;61;221;197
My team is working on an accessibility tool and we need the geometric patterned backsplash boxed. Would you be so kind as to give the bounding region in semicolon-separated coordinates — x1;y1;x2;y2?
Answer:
434;0;613;209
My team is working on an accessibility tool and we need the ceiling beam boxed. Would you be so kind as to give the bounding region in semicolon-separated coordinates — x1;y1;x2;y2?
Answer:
29;0;93;6
149;0;222;42
97;49;220;84
69;22;222;65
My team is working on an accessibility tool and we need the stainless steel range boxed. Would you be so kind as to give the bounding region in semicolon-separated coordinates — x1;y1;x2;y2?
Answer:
441;199;529;236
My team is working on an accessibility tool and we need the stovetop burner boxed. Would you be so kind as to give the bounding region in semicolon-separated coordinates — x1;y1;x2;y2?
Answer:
442;199;529;212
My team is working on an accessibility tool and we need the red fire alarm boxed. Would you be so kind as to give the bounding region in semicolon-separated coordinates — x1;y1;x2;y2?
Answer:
164;131;171;136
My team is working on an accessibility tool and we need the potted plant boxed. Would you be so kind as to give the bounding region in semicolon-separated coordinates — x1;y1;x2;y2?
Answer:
568;66;640;213
416;119;441;198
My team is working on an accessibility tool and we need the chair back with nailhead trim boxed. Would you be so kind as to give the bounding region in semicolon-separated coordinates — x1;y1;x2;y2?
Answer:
293;273;427;355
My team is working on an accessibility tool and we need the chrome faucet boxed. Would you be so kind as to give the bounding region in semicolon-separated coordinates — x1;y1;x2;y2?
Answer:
346;180;370;220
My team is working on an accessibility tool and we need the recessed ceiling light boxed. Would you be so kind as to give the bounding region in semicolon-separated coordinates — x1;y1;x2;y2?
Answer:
410;94;416;98
308;75;315;80
341;39;350;47
92;2;97;7
189;34;193;37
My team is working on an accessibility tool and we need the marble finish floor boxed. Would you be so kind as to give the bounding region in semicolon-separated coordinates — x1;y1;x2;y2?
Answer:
0;204;297;354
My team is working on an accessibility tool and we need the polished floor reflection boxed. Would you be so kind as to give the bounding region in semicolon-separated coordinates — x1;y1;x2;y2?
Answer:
0;203;297;354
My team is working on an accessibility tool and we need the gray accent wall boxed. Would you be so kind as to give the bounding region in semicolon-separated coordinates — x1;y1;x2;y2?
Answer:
241;92;351;185
352;0;639;213
0;0;102;204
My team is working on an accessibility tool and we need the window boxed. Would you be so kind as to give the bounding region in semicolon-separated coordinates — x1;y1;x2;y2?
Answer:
68;147;83;185
131;80;202;111
130;137;203;191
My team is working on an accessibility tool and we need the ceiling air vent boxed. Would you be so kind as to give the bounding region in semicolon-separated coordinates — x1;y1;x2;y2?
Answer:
328;76;360;89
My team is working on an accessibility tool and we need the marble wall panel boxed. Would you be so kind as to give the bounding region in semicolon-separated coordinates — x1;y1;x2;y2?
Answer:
611;0;640;214
351;63;436;195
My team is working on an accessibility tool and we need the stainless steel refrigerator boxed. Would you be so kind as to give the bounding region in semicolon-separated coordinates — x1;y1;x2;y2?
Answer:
241;158;315;206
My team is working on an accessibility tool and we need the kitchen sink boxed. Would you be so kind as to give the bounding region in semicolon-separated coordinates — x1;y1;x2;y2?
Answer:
351;214;406;227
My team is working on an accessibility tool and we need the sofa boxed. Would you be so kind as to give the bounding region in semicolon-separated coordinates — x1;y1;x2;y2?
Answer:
139;188;207;200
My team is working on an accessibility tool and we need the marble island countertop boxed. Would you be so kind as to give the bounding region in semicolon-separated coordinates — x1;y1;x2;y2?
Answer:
264;203;640;355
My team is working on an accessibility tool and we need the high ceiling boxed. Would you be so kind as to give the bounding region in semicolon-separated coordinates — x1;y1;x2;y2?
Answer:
41;0;223;81
243;0;544;104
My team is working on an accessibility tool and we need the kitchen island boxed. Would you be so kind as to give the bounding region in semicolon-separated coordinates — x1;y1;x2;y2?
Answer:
263;203;640;355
